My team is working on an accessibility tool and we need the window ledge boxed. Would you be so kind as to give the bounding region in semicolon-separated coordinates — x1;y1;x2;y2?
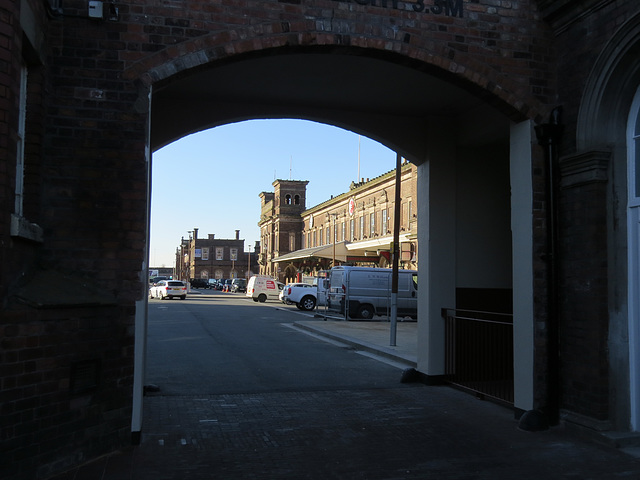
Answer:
10;214;44;243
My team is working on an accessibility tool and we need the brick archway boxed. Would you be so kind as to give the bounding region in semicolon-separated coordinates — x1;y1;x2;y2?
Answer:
126;32;547;129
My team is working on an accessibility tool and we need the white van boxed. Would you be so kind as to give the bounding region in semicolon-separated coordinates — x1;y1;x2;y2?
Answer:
246;275;284;302
327;266;418;320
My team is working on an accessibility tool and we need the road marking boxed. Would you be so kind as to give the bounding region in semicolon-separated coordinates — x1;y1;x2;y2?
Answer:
281;323;353;347
282;323;415;370
274;307;315;318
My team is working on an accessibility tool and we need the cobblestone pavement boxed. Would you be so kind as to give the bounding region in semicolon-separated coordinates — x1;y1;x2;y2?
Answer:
51;383;640;480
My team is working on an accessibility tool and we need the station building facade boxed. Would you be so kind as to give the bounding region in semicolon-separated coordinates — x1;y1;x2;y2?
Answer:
3;0;640;478
273;161;418;281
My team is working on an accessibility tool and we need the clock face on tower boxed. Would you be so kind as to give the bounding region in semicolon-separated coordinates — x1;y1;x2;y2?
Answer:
349;198;356;216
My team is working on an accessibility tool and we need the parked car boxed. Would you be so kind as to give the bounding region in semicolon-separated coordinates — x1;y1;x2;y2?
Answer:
246;276;284;302
208;279;219;289
231;278;247;293
214;279;227;291
221;279;233;292
281;283;317;310
280;283;309;304
150;280;187;300
190;278;209;289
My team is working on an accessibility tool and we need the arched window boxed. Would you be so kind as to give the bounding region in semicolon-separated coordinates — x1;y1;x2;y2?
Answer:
285;194;292;205
294;194;300;205
627;85;640;431
631;92;640;204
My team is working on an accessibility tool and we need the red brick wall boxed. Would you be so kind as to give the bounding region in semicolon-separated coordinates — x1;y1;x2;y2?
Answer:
552;2;640;422
559;174;610;420
120;0;556;121
0;0;21;292
1;306;133;479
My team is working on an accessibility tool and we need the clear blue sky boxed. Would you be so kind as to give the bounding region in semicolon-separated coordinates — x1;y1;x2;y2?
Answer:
150;119;397;268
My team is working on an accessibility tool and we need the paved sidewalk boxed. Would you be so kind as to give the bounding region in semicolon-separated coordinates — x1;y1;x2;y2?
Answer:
49;318;640;480
292;318;418;366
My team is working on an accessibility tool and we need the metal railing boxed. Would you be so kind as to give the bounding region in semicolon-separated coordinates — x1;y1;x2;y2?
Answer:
442;308;514;405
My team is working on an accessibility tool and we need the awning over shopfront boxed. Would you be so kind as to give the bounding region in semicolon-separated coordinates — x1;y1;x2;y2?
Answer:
272;234;416;265
344;234;412;253
272;241;350;263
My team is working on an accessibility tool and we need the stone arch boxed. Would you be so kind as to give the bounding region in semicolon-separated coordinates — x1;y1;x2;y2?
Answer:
132;13;541;422
574;11;640;431
125;28;547;130
578;12;640;150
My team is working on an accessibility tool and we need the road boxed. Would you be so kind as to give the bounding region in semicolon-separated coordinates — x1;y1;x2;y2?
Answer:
53;289;640;479
145;289;411;396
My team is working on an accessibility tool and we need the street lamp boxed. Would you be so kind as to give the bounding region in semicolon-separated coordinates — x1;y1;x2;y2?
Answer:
327;212;338;268
247;244;252;279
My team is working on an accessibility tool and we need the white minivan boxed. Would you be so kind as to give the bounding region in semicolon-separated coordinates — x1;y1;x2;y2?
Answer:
246;275;284;302
327;266;418;319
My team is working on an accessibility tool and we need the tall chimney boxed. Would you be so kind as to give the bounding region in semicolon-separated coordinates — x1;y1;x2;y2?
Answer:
235;230;240;240
193;228;198;240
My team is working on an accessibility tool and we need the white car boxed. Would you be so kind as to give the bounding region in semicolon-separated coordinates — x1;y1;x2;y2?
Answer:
150;280;187;300
280;283;307;304
282;283;317;311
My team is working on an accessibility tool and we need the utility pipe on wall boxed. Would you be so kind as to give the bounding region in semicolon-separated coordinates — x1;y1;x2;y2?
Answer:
532;106;564;429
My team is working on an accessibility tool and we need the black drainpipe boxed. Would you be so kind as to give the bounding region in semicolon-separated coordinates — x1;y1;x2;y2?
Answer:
520;107;564;431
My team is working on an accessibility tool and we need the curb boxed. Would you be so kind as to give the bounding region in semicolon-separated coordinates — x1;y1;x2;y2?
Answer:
292;321;417;368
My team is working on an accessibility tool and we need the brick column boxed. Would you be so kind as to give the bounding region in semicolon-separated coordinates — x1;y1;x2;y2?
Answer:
558;150;611;424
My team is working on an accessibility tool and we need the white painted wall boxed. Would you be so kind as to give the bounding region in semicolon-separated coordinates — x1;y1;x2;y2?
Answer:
510;120;535;411
417;118;457;376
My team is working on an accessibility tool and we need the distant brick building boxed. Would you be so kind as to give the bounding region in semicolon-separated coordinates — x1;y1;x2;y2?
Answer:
176;229;256;281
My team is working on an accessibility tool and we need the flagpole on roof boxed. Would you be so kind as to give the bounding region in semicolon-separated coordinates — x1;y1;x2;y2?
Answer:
357;135;361;182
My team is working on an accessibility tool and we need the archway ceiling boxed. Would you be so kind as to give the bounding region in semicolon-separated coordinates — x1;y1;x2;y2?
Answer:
151;52;510;160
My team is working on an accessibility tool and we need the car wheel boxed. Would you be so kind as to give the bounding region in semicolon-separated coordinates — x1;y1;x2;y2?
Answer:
181;295;186;300
296;304;304;310
253;297;259;302
258;294;267;303
299;295;316;311
357;304;374;320
160;293;166;300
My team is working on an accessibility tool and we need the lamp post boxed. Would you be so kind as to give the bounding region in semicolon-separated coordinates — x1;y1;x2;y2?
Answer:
327;212;338;268
246;245;251;278
390;153;402;346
